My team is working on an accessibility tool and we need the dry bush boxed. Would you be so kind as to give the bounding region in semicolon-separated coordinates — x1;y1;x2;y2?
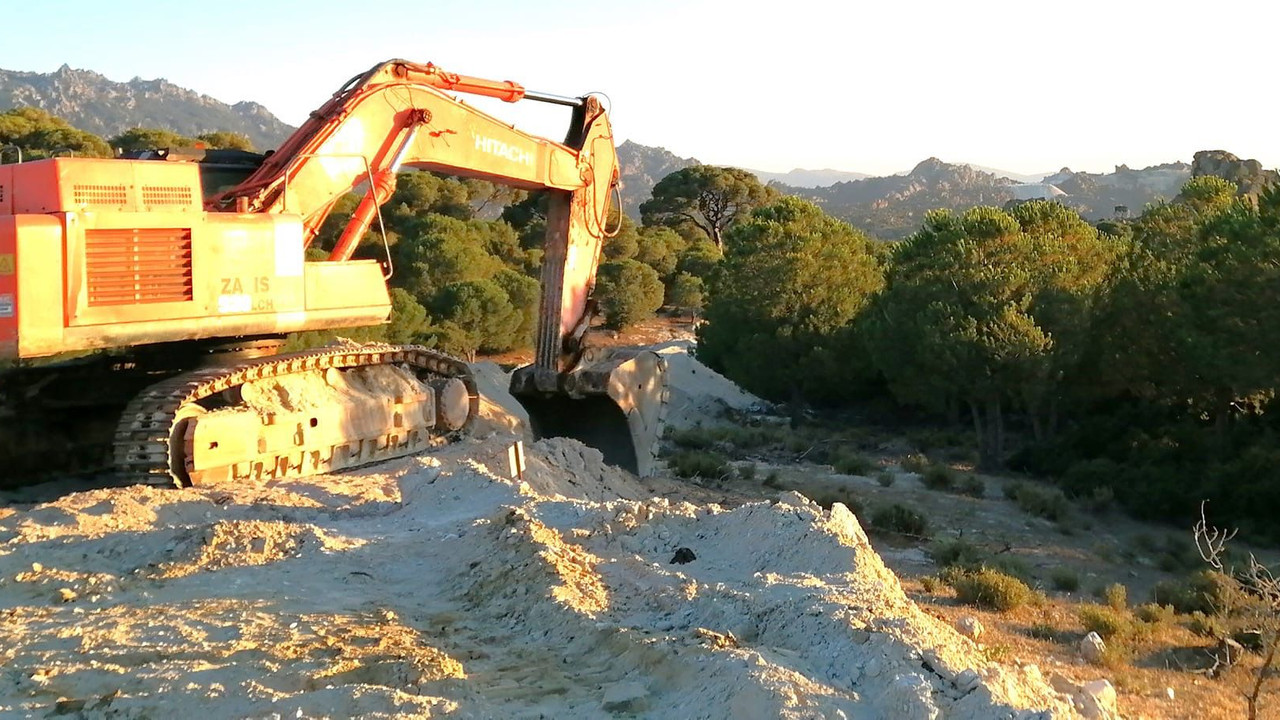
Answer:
832;448;875;476
919;575;945;594
1135;603;1176;625
1012;483;1071;522
1079;604;1136;640
1050;568;1081;592
1103;583;1129;611
957;474;986;498
928;538;986;571
870;503;930;538
668;450;732;479
1194;503;1280;720
948;568;1038;612
921;464;956;491
900;453;930;474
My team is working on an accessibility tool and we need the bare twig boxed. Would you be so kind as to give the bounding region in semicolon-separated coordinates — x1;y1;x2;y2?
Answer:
1193;499;1279;720
1194;500;1238;571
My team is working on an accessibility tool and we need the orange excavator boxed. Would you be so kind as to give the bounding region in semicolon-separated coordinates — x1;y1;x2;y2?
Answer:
0;59;667;487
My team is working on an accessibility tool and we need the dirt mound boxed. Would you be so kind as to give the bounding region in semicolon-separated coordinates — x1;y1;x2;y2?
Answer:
652;341;766;429
0;425;1084;718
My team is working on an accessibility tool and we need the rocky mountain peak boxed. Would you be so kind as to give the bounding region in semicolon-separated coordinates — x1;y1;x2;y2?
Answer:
0;65;294;151
1192;150;1279;197
909;157;949;178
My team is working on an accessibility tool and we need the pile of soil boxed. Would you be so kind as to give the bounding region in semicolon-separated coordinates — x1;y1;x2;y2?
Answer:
0;348;1089;718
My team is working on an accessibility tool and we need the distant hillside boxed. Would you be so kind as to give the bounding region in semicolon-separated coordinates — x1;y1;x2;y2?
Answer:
1042;162;1190;218
750;168;869;187
616;140;699;217
967;165;1052;184
783;158;1016;239
0;65;294;151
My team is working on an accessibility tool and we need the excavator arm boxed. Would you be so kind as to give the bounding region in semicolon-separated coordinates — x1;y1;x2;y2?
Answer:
215;60;665;474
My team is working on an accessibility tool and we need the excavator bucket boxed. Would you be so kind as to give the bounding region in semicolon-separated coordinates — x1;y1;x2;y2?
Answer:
509;347;668;476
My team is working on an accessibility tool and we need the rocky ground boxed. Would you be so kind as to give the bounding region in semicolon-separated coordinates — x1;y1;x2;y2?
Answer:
0;345;1118;718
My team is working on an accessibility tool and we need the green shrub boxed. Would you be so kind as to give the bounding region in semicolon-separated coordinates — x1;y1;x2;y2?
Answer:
666;425;785;452
666;272;705;314
1060;458;1121;497
737;462;757;481
1050;568;1081;592
786;436;811;454
1087;486;1115;512
666;426;717;450
1103;583;1128;611
1013;483;1071;522
763;470;783;489
1154;536;1202;573
1134;603;1176;625
1002;481;1023;501
990;556;1035;583
1078;604;1133;640
832;449;875;476
958;475;986;498
1151;570;1236;615
929;539;986;570
921;464;956;491
595;259;665;330
668;450;731;479
901;453;930;474
1027;622;1061;641
920;575;944;594
870;504;930;538
805;487;866;515
876;471;896;487
1187;611;1226;638
949;569;1037;612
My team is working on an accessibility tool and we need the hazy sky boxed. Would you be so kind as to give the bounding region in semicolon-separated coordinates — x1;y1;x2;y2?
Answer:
2;0;1276;175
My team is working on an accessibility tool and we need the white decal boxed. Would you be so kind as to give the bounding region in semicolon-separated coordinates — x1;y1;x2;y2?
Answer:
217;294;252;314
474;135;534;166
275;221;304;277
0;293;12;318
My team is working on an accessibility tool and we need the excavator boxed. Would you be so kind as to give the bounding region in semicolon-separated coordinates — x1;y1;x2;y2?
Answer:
0;59;668;487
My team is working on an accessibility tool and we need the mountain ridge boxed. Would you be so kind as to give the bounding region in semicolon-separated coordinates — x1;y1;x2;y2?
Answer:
0;64;294;151
3;65;1271;242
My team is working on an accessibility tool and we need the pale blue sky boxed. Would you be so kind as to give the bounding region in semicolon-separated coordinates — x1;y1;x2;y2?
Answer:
2;0;1275;175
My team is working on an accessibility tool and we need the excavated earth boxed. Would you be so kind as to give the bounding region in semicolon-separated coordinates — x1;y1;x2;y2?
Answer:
0;348;1090;719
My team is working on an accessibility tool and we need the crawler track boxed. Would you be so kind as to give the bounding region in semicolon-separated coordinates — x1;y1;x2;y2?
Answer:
112;344;478;486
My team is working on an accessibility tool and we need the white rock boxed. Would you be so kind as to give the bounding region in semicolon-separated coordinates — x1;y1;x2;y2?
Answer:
1079;631;1107;665
601;680;648;712
879;673;941;720
1165;686;1175;701
1049;672;1080;696
956;616;983;641
1076;679;1118;719
953;668;981;694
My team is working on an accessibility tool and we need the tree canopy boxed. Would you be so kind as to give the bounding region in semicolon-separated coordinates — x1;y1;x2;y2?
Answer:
0;107;112;159
697;196;883;402
640;165;777;249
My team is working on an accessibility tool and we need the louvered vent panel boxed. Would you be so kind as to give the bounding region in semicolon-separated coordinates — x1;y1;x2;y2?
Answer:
86;228;193;306
74;184;128;207
0;184;6;203
141;185;193;207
